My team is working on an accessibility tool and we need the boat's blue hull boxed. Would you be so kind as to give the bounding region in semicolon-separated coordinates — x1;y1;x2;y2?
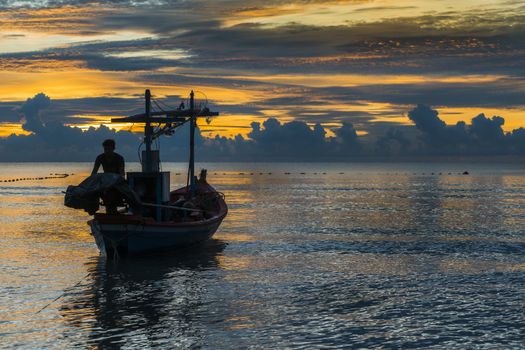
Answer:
89;219;223;257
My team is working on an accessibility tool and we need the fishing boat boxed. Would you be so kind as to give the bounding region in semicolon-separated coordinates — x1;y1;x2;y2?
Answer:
67;89;227;258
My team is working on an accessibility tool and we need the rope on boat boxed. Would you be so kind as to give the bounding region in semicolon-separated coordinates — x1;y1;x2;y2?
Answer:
35;272;92;314
141;202;204;213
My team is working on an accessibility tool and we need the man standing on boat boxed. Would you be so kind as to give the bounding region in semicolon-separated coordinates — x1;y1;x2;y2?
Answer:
91;139;125;177
90;139;126;214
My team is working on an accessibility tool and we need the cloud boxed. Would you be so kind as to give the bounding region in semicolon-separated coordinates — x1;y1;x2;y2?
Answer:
0;1;524;106
407;104;525;156
19;92;50;133
246;118;329;159
3;93;525;161
375;128;412;156
2;2;524;76
3;34;25;38
1;93;367;161
0;93;138;161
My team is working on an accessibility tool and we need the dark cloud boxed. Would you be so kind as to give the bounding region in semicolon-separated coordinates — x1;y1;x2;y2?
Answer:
407;104;525;156
0;93;364;161
0;0;181;8
246;118;329;159
375;128;413;156
352;6;417;12
0;102;21;123
3;34;25;38
19;93;51;133
330;80;525;108
1;96;144;127
0;0;357;10
2;3;525;76
3;93;525;161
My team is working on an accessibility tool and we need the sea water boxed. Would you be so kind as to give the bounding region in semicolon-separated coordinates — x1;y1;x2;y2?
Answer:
0;162;524;348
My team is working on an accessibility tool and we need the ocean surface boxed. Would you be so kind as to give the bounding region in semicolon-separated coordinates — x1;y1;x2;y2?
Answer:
1;162;524;349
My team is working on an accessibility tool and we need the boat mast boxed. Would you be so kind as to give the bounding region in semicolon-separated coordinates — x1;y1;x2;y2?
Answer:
143;89;153;172
111;88;218;178
188;90;196;190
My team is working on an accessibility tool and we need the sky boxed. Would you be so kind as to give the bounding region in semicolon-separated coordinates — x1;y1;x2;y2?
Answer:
0;0;524;161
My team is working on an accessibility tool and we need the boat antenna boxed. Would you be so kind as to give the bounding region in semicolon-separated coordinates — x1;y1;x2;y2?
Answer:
187;90;196;191
143;89;153;172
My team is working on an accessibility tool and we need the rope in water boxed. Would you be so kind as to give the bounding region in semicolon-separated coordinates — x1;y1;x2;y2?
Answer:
35;271;92;314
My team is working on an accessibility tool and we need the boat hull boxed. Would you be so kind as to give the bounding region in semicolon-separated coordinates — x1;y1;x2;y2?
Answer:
89;180;228;257
89;218;224;257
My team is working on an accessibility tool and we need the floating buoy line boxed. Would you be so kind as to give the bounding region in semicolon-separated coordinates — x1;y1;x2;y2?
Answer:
206;171;471;176
0;171;471;183
0;173;70;183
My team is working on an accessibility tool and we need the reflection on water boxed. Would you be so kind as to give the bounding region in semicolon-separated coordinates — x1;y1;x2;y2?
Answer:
1;162;525;348
60;240;226;348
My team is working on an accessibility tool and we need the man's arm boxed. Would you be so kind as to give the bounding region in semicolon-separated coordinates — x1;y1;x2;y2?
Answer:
118;156;125;177
91;156;101;175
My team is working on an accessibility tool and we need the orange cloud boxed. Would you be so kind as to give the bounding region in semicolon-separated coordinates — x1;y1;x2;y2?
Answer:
0;123;30;137
0;6;107;33
438;107;525;132
229;73;504;88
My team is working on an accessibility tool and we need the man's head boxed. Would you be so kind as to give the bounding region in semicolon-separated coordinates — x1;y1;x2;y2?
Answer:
102;139;115;154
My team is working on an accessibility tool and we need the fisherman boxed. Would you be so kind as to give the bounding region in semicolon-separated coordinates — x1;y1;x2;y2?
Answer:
91;139;125;214
91;139;125;177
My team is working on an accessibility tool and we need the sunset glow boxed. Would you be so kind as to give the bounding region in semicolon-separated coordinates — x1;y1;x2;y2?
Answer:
0;0;523;158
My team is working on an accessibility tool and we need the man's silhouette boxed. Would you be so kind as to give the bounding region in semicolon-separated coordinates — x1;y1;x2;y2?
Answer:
91;139;125;177
91;139;125;214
